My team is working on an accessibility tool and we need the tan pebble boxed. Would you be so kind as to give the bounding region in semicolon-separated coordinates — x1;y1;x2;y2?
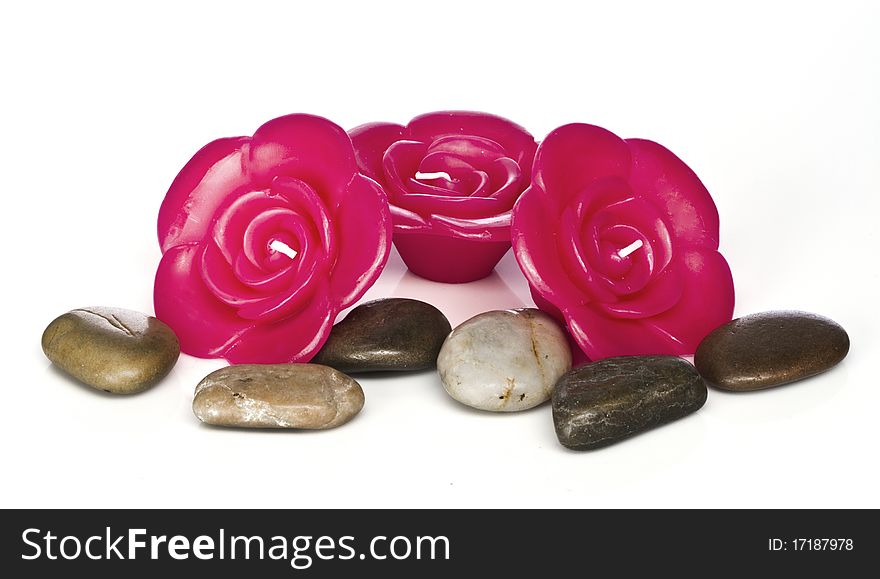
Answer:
193;364;364;429
42;307;179;394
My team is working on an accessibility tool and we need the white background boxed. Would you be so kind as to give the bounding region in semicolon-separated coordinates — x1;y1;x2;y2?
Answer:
1;0;877;508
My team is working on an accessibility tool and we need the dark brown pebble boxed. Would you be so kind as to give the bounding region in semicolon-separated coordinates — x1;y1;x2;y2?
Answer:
694;311;849;391
552;356;707;450
311;298;451;373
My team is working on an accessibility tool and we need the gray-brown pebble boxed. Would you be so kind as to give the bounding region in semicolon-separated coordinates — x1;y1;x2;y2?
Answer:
552;356;707;450
694;310;849;391
192;364;364;429
42;307;180;394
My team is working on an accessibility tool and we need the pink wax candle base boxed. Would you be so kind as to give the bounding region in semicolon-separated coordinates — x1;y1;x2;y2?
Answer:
393;233;511;284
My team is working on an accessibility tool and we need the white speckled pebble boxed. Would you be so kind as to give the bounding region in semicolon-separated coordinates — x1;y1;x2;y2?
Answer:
437;309;572;412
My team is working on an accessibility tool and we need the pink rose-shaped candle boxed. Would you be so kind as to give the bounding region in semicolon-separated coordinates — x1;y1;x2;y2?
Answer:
155;114;392;364
511;123;734;360
350;111;537;283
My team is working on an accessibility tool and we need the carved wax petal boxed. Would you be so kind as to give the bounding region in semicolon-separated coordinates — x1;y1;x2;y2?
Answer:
210;190;283;265
568;250;733;357
223;280;334;364
532;123;631;208
200;242;267;308
327;175;393;305
407;111;537;167
627;138;720;247
483;157;525;201
381;140;429;202
158;137;249;252
392;192;509;220
389;204;430;230
640;248;735;348
421;135;508;165
350;122;406;182
155;244;252;357
511;185;589;308
430;211;513;240
272;177;335;256
565;307;675;358
595;261;684;319
248;114;358;205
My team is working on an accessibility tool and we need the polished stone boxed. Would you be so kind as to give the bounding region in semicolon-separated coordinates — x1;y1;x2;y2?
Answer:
192;364;364;429
438;308;572;411
311;298;451;373
694;311;849;391
552;356;707;450
42;307;179;394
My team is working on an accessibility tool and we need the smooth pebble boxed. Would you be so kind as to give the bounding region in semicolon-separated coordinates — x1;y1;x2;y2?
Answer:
552;355;707;450
437;308;571;411
42;307;179;394
694;311;849;391
311;298;451;373
192;364;364;429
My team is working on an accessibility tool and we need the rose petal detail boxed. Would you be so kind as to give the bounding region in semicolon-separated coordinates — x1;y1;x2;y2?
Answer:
240;208;304;271
557;204;617;303
211;190;286;265
533;124;631;207
566;308;677;359
200;242;268;308
512;187;589;309
233;249;299;293
272;176;335;256
223;281;335;364
154;244;251;357
349;122;407;181
158;137;249;252
248;114;358;209
484;157;525;201
415;150;476;178
430;211;513;241
236;254;322;322
627;138;720;248
595;260;684;319
394;192;508;220
408;111;537;167
641;248;734;348
327;175;393;306
422;135;508;166
389;204;430;229
382;140;429;202
564;249;732;357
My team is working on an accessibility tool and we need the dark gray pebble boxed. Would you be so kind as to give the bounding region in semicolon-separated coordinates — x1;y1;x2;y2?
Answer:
552;356;707;450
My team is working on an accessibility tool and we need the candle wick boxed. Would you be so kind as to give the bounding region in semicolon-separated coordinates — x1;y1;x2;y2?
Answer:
415;171;453;182
617;239;643;258
269;239;298;260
